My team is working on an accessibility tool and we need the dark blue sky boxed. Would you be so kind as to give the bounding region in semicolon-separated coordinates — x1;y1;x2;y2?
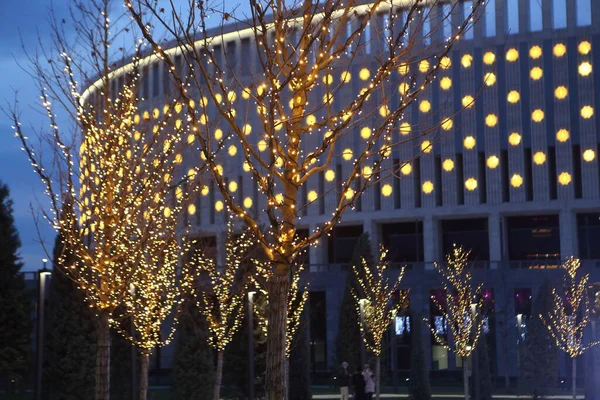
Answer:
1;0;251;271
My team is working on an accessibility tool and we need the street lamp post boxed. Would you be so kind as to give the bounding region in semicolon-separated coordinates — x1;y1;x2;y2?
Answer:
247;291;256;400
471;303;480;400
516;313;523;371
359;299;368;366
36;259;51;400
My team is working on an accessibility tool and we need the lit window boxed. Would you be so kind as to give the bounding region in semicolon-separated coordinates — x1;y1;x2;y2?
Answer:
464;136;476;149
244;197;253;209
361;127;372;140
507;90;520;103
421;141;433;153
228;145;237;156
530;67;543;80
487;155;499;169
556;129;570;142
307;190;318;202
187;204;196;215
398;82;410;95
558;172;572;185
442;159;454;172
398;64;410;75
578;41;592;55
215;201;224;212
583;149;596;162
554;86;568;100
579;62;593;76
419;100;431;113
422;181;434;194
419;60;430;73
511;174;523;188
465;178;478;191
461;54;473;68
506;48;519;62
342;148;353;161
440;56;452;69
362;166;373;178
532;109;545;122
485;114;498;127
581;105;594;119
483;52;496;65
381;184;393;197
359;68;370;81
400;122;411;136
533;151;546;165
341;71;351;83
529;45;543;59
258;140;268;152
484;72;496;86
462;95;475;108
553;43;567;57
441;118;453;131
325;169;336;182
440;77;452;90
400;163;412;175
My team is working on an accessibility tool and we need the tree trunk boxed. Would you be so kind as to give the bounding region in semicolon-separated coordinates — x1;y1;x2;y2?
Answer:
138;350;150;400
572;356;577;400
213;350;224;400
463;356;469;400
284;356;289;400
265;266;291;400
375;355;381;400
96;310;111;400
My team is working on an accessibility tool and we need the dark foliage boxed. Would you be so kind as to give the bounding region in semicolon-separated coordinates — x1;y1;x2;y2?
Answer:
408;311;431;400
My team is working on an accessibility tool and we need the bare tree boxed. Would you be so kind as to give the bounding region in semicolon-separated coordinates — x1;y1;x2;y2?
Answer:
5;1;198;398
124;0;485;396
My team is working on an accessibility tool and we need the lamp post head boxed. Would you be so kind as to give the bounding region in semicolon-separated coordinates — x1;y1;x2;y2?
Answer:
248;291;256;301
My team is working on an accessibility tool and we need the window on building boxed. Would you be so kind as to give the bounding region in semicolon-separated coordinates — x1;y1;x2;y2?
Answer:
365;19;372;54
576;0;592;26
577;213;600;259
442;4;452;39
506;0;520;34
552;0;567;29
394;290;411;370
241;38;251;76
328;225;363;264
213;44;222;73
506;215;561;266
226;41;237;76
529;0;543;32
381;222;424;264
422;10;431;45
485;0;496;37
309;291;327;371
142;66;149;99
295;228;310;264
514;288;532;342
429;289;448;370
441;218;490;262
152;63;160;97
463;1;474;39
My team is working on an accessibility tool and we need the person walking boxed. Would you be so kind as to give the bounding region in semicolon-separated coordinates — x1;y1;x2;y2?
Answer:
338;362;352;400
352;365;366;400
363;364;375;400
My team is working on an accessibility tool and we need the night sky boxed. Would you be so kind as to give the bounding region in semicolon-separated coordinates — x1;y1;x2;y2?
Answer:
0;0;251;271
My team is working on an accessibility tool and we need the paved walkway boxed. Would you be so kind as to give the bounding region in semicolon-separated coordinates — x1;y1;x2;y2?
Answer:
311;395;584;399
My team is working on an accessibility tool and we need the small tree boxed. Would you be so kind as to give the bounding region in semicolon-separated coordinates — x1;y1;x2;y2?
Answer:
476;333;493;400
353;245;406;400
408;310;431;400
288;310;312;400
540;257;599;400
0;182;30;393
519;282;557;399
425;246;485;400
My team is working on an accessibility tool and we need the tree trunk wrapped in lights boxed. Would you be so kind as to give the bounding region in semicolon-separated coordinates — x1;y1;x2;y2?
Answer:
125;1;486;396
352;246;406;400
424;246;485;400
7;1;201;398
540;257;600;400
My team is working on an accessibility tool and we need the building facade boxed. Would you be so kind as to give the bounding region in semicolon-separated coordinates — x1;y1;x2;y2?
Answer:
82;0;600;383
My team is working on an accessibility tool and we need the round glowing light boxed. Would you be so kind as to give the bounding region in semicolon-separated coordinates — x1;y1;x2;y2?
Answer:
361;127;372;140
581;105;594;119
322;74;333;85
398;82;410;95
465;178;478;191
464;136;476;150
419;60;430;73
215;201;224;212
422;181;434;194
188;204;196;215
325;169;336;182
344;188;354;200
507;90;520;103
506;48;519;62
441;118;453;131
487;155;499;169
176;187;183;199
556;129;570;142
462;95;475;108
214;128;223;140
187;168;197;180
134;114;140;124
174;103;183;113
175;154;183;164
175;119;182;129
164;207;172;218
214;93;223;104
379;105;390;117
228;181;238;192
400;122;411;136
243;161;251;172
199;96;208;107
242;124;252;135
511;174;523;188
323;92;333;104
359;68;371;80
485;114;498;127
242;88;251;99
258;140;267;152
307;190;318;202
553;43;567;57
228;145;238;156
533;151;546;165
152;108;160;119
274;119;283;131
400;163;412;175
421;140;432;153
275;193;284;204
341;148;354;161
578;41;592;55
398;63;410;74
381;184;393;197
532;109;545;122
483;52;496;65
134;130;142;140
530;67;543;80
484;72;496;86
187;134;195;144
201;186;209;196
341;71;351;83
143;111;150;120
419;100;431;113
227;91;237;103
509;132;522;146
215;165;223;176
306;114;316;126
461;54;473;68
529;45;543;59
554;86;568;100
442;159;454;172
362;166;373;178
440;77;452;90
579;62;592;76
243;197;253;209
558;172;572;185
583;149;596;162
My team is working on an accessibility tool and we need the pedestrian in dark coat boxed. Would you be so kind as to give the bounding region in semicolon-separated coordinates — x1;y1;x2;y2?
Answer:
353;365;366;400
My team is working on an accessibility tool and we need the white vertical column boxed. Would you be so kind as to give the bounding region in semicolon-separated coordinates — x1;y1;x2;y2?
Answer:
488;213;502;267
559;209;576;259
423;215;439;269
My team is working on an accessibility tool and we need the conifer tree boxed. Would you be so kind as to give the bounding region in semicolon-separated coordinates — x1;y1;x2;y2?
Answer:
408;311;431;400
0;182;30;393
